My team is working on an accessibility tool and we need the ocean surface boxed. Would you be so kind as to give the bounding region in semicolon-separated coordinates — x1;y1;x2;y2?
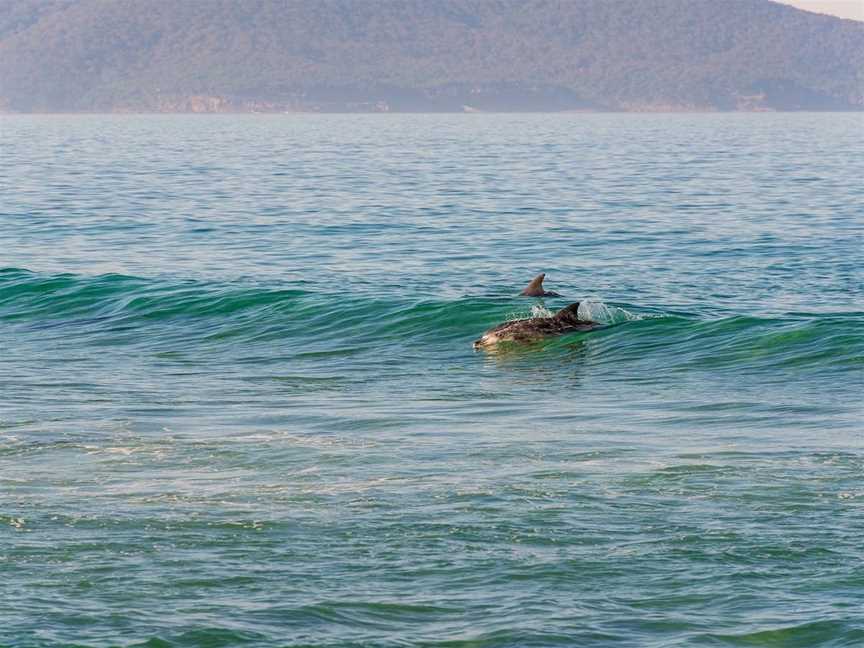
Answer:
1;113;863;647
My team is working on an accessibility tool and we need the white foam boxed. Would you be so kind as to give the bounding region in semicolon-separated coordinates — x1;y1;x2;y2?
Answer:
530;304;554;318
577;299;642;324
505;299;642;325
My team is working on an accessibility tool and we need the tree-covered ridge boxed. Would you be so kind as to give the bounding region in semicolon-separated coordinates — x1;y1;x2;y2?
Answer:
1;0;862;112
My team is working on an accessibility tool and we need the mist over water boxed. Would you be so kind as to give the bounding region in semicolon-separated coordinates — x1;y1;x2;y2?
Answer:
1;114;863;647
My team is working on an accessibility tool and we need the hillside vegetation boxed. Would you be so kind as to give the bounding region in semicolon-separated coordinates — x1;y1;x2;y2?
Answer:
1;0;862;112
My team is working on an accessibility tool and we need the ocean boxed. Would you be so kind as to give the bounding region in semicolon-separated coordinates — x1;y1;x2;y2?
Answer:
1;113;862;647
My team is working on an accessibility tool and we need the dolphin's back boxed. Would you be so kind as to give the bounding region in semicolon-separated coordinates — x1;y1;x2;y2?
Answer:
474;306;596;348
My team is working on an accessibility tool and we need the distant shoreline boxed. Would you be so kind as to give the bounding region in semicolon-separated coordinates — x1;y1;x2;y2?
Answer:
5;1;862;120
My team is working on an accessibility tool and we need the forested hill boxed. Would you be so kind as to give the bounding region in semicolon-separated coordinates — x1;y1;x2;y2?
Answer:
1;0;862;113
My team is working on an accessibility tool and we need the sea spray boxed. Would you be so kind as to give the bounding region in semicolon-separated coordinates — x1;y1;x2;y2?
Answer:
530;303;554;318
578;299;643;325
509;302;631;323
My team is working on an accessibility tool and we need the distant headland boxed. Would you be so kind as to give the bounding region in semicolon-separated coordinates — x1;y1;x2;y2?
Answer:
1;0;862;113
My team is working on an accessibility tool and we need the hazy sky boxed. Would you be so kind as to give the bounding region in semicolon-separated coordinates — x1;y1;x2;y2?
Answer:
777;0;864;21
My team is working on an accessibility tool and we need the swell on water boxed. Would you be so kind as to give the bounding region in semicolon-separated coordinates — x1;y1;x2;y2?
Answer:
1;267;862;374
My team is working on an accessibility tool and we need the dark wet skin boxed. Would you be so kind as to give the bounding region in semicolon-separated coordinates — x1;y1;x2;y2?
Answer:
474;302;598;348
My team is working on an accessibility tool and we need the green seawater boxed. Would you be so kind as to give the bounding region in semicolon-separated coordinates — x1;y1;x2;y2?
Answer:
1;114;863;647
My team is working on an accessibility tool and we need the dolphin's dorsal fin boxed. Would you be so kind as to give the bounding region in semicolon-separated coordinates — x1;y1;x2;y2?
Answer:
555;302;582;320
520;273;547;296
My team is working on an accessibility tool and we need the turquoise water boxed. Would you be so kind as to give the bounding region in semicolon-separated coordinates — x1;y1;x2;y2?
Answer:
1;113;863;647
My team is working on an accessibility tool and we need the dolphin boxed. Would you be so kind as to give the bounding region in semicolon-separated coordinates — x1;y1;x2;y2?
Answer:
473;302;598;349
520;273;561;297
